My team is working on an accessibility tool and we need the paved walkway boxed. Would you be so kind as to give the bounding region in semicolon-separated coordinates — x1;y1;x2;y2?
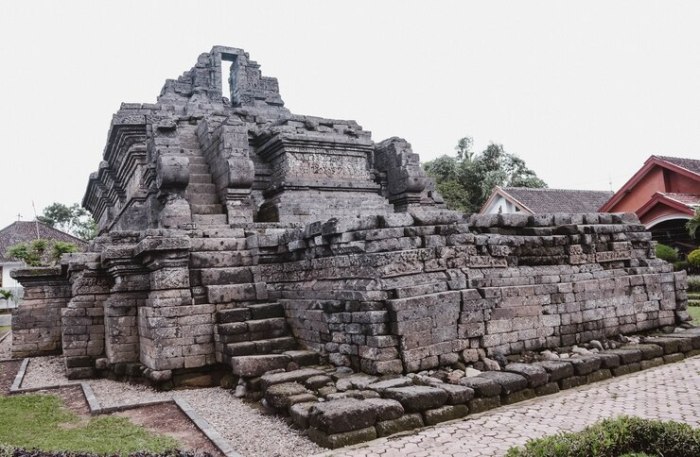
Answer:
325;356;700;457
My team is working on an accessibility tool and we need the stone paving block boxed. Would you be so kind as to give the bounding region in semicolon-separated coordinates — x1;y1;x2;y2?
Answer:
230;354;291;377
383;386;448;412
478;371;528;395
423;404;469;426
375;413;424;437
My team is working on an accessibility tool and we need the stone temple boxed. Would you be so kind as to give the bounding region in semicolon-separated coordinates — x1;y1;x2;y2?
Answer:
11;46;690;386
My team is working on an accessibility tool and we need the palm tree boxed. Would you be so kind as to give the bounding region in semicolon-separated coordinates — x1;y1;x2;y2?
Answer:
687;208;700;239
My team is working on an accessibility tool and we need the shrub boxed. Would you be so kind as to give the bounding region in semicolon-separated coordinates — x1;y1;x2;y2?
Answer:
5;239;78;267
655;243;679;263
688;249;700;268
506;416;700;457
689;275;700;293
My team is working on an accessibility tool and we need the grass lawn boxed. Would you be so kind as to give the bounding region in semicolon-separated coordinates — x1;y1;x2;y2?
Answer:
0;394;178;455
688;306;700;322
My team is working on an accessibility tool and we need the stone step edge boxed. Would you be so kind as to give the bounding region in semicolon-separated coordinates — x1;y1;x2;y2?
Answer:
257;340;700;450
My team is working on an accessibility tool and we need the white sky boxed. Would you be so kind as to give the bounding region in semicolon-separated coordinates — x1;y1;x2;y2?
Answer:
1;1;699;229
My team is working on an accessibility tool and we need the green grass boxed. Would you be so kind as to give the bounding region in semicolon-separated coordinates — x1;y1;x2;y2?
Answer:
688;306;700;322
0;394;178;455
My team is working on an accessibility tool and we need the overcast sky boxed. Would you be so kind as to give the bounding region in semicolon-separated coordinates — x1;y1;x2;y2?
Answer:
1;1;699;229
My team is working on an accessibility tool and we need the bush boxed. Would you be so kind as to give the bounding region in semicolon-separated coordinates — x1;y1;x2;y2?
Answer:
505;416;700;457
655;243;679;263
5;239;78;267
689;275;700;293
688;249;700;268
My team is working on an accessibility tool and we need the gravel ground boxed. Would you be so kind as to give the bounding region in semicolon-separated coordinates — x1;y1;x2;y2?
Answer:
0;333;12;361
21;355;323;457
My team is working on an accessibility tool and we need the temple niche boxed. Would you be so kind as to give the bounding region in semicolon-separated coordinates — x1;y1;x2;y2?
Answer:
11;47;688;393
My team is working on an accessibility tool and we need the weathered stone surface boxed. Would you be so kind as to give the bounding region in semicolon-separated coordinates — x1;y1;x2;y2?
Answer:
383;386;449;412
308;426;377;449
477;371;528;395
568;356;602;376
423;404;469;425
368;377;414;392
308;399;379;434
264;382;311;409
436;383;475;405
459;376;501;397
289;401;318;429
375;413;424;437
505;363;549;387
260;368;325;391
230;355;290;377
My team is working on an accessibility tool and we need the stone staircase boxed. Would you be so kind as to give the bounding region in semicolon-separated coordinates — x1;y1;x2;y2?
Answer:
180;122;228;227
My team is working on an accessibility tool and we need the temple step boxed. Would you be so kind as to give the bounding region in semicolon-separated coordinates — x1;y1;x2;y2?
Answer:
190;204;224;215
193;214;228;226
190;173;213;184
188;192;220;205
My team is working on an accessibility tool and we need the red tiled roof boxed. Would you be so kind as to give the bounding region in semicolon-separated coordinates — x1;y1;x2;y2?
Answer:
656;156;700;176
500;187;614;214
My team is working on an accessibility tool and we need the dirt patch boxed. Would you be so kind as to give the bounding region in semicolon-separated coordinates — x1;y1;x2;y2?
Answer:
115;403;223;457
0;359;21;393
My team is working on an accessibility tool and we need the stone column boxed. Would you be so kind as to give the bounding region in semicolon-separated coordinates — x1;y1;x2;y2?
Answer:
101;246;150;376
11;267;71;358
136;234;215;383
62;253;110;379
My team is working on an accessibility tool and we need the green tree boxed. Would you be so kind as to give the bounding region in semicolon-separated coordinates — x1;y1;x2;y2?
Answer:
423;137;547;213
38;203;97;240
687;208;700;239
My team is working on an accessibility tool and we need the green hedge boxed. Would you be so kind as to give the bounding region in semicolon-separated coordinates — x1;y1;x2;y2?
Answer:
655;244;679;263
506;416;700;457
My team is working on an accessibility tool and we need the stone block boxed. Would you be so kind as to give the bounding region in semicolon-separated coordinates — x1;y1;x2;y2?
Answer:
477;371;528;395
382;386;448;412
308;426;377;449
505;363;549;387
468;396;501;413
423;404;469;425
375;413;424;437
230;354;290;377
459;376;501;397
308;399;379;434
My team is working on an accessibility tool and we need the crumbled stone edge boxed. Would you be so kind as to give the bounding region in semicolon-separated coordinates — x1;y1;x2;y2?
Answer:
260;333;700;449
8;358;240;457
0;332;11;345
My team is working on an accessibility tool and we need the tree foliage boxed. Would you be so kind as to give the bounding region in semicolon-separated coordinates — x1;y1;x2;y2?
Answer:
6;239;78;267
37;203;97;240
423;137;547;213
687;208;700;239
